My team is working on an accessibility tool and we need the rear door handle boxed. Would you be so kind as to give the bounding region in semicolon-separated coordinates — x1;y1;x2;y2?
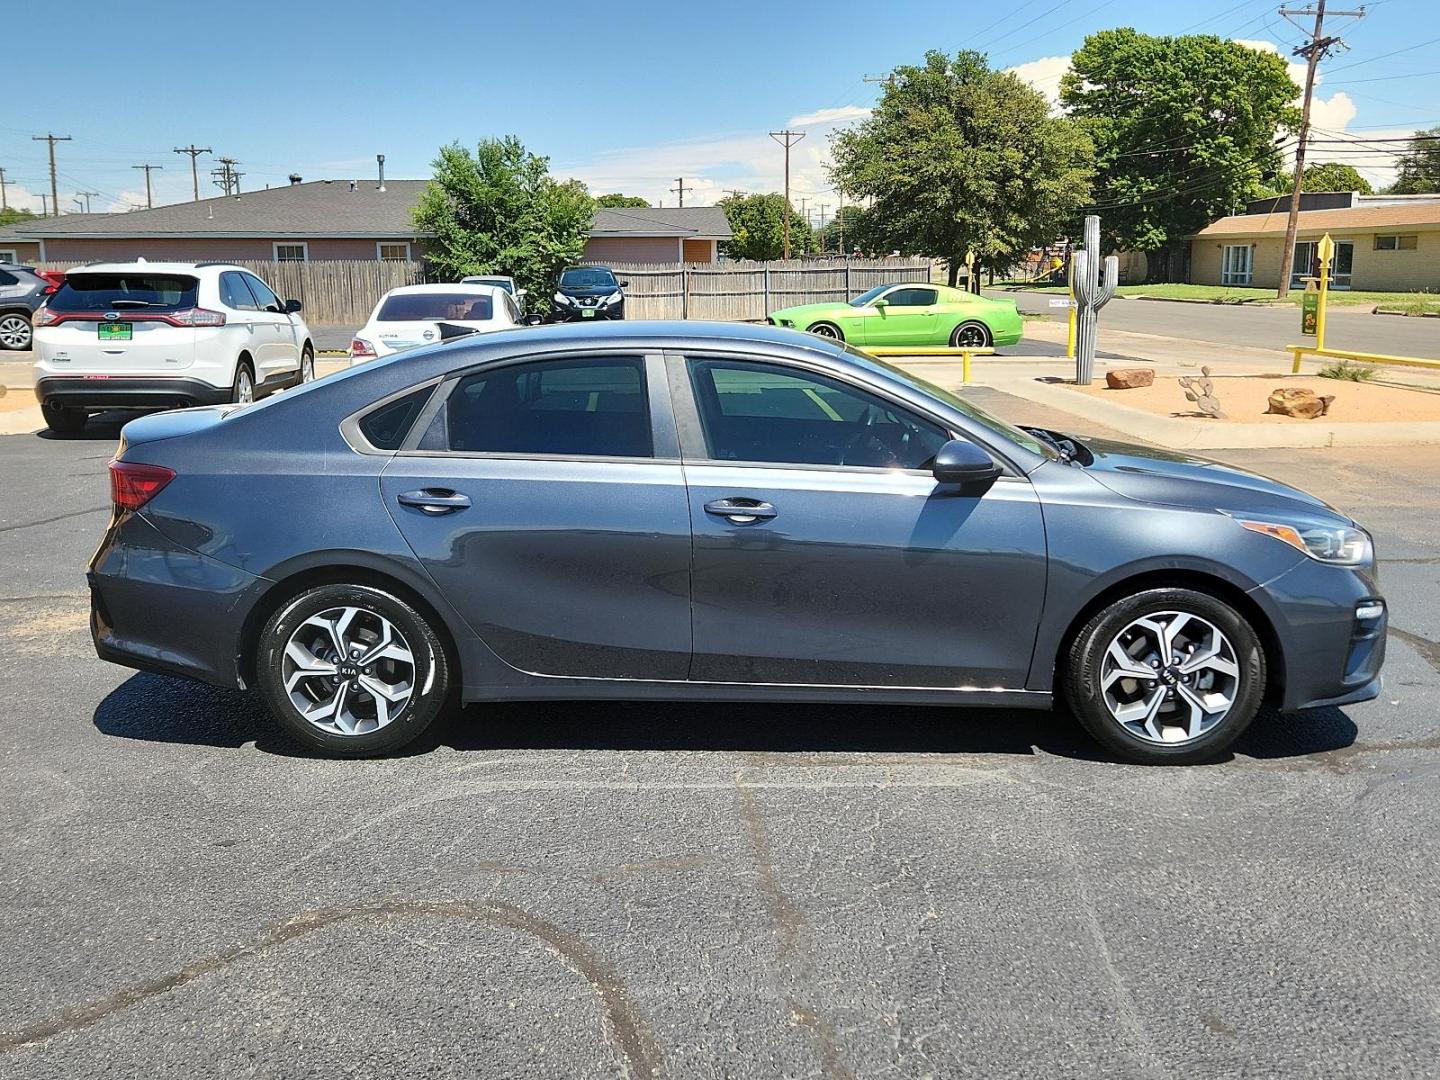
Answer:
397;488;471;514
704;498;776;524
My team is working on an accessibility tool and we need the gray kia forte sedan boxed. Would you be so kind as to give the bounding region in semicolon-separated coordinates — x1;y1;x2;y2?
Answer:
89;321;1385;764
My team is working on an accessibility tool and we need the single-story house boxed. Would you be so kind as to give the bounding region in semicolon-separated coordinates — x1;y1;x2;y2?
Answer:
1189;193;1440;292
0;179;730;267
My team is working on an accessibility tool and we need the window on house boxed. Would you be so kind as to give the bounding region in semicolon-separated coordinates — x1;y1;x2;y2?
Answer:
273;242;308;262
1374;235;1418;251
1221;244;1254;285
377;242;411;262
0;250;18;265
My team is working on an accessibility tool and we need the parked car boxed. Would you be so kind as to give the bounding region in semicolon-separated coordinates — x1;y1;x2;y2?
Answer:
33;262;313;434
90;321;1384;763
459;274;525;307
351;283;523;364
768;283;1023;348
551;265;626;321
0;264;56;351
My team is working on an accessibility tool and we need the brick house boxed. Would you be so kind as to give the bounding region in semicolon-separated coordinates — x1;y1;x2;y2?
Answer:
0;179;730;267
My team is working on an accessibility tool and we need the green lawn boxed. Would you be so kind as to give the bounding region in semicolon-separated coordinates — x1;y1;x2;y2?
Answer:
997;281;1440;310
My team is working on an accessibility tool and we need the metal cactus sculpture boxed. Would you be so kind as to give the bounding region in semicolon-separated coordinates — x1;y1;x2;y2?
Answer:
1072;215;1118;385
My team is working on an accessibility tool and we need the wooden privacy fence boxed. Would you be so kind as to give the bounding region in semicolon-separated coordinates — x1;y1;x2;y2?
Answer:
39;259;428;325
598;258;935;321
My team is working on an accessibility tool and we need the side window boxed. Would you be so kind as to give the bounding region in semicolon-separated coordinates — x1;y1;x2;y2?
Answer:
884;287;938;307
0;269;19;286
688;359;949;470
447;357;651;458
219;272;258;311
358;386;434;450
244;273;281;311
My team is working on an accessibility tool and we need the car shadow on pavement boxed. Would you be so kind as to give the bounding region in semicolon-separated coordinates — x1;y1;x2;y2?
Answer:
93;672;1359;765
34;412;137;441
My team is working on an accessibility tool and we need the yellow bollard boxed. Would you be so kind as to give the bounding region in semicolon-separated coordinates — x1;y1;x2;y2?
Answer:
962;350;972;384
1291;347;1304;374
1315;233;1333;353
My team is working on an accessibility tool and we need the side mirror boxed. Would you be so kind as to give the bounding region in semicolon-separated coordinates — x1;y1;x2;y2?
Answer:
619;281;630;288
515;288;527;300
522;313;546;326
872;298;888;311
284;298;303;314
931;439;1001;494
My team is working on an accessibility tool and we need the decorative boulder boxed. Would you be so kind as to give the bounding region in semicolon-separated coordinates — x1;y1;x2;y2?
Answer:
1106;368;1154;389
1266;387;1335;419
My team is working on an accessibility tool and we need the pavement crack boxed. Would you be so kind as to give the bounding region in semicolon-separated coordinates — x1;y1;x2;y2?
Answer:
0;899;665;1079
0;506;109;535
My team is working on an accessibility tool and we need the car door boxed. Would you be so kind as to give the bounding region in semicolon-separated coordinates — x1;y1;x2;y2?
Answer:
218;271;269;369
241;272;299;380
864;286;941;345
379;352;692;680
672;352;1046;688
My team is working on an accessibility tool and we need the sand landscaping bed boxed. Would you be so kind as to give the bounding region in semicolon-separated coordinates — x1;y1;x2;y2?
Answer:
1068;374;1440;423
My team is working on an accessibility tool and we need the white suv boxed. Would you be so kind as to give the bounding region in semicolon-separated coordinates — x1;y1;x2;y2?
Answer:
33;261;314;434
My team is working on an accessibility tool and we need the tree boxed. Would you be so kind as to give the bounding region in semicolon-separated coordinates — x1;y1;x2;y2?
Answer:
1061;30;1300;280
0;207;37;229
817;204;880;255
595;193;652;208
413;137;594;313
831;50;1094;285
1267;162;1374;196
717;193;814;260
1389;127;1440;194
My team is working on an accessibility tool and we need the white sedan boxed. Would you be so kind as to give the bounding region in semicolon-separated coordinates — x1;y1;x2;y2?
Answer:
350;283;523;364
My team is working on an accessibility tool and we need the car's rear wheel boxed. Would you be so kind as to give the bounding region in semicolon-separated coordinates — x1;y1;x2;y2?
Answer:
41;402;87;435
232;360;255;405
255;583;451;757
1063;587;1266;765
0;313;32;350
809;322;844;341
950;321;991;349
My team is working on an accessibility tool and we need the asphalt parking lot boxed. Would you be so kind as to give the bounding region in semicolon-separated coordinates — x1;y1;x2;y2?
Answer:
1;394;1438;1078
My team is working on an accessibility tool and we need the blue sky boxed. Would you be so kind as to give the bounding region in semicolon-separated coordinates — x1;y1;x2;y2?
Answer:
4;0;1437;219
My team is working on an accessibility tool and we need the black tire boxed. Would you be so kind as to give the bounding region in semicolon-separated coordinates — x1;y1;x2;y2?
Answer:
0;311;32;351
299;343;315;383
808;322;844;342
41;401;88;435
950;321;992;349
232;359;255;405
255;583;452;757
1063;587;1266;765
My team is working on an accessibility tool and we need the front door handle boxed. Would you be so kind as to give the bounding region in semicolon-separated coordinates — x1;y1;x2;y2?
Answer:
397;488;471;515
704;497;776;524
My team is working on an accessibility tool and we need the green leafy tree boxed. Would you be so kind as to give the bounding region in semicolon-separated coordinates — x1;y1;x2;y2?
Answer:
717;193;814;260
1061;30;1300;279
1389;127;1440;194
1266;161;1374;196
0;207;38;229
594;193;652;208
831;50;1094;285
413;137;594;314
817;204;881;256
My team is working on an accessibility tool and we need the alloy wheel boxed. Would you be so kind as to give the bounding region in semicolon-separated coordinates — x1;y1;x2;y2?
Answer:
0;314;32;350
809;323;840;339
1099;610;1240;745
281;606;416;736
301;353;314;383
236;370;254;404
952;322;989;349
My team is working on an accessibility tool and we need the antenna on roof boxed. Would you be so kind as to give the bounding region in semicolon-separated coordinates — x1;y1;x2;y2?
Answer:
349;179;357;192
377;154;386;192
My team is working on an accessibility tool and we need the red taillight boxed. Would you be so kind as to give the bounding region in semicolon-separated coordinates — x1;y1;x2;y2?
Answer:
109;460;176;512
34;307;60;327
41;285;57;295
350;337;376;357
167;307;226;327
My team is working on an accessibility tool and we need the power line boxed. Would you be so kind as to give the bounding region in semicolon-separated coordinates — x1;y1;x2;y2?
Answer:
1323;33;1440;75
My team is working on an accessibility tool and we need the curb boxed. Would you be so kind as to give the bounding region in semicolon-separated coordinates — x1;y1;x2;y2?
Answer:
989;377;1440;449
1374;307;1440;318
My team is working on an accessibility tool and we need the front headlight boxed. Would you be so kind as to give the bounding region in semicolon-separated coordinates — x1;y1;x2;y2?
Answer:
604;291;623;305
554;292;571;305
1237;518;1372;566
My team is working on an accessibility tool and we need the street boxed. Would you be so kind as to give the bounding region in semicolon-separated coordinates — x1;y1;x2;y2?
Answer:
2;393;1438;1078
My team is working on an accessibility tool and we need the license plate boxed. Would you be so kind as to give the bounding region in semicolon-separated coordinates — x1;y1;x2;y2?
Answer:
581;309;596;318
98;322;132;341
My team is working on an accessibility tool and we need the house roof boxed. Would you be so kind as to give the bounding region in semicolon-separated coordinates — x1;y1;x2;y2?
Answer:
0;181;732;241
1196;202;1440;239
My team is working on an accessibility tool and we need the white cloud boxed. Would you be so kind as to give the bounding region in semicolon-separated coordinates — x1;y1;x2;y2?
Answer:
555;106;868;212
1006;55;1071;111
2;183;48;214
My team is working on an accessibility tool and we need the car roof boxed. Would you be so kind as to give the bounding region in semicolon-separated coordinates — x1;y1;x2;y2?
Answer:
382;283;505;297
461;274;513;281
66;261;233;275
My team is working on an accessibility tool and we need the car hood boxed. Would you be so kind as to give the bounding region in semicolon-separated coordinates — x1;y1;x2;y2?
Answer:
1064;433;1350;524
557;284;620;298
770;302;849;322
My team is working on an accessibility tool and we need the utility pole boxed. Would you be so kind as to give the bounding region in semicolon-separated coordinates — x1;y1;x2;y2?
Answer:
32;133;71;217
39;194;49;216
863;73;898;88
71;197;85;214
1275;0;1364;298
173;144;211;201
212;157;242;196
837;189;845;255
722;188;747;200
769;129;806;259
78;191;101;214
670;177;694;207
817;203;830;251
132;163;163;209
0;166;8;212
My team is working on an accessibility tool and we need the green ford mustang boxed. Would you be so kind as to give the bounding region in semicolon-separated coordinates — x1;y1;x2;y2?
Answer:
767;283;1024;349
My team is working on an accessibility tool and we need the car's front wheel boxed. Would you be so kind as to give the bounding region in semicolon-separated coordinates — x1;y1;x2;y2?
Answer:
1063;587;1266;764
0;312;32;350
808;322;844;341
256;583;452;757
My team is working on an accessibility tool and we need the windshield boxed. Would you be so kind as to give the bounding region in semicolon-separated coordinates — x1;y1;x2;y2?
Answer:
377;293;493;322
50;273;199;312
463;277;514;294
559;268;617;289
840;343;1055;460
848;285;891;307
